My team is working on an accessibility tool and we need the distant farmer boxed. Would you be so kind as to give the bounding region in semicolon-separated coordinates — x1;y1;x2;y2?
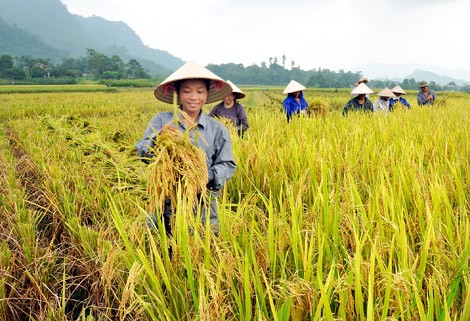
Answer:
354;76;368;88
417;81;437;106
353;76;370;98
210;80;249;136
282;80;309;123
389;85;411;110
135;60;237;235
373;88;395;114
343;83;374;115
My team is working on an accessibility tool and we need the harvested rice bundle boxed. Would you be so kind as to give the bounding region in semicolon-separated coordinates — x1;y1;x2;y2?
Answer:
307;99;329;116
392;102;409;111
147;122;208;218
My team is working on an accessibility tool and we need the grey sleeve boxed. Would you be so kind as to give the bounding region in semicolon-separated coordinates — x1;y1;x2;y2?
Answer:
135;115;162;160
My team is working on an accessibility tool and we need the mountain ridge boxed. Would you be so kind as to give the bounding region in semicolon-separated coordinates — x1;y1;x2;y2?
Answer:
353;62;470;86
0;0;184;75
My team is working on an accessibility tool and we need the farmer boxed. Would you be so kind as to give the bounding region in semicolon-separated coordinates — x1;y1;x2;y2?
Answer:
342;83;374;115
209;80;249;136
417;81;437;106
373;88;395;114
353;76;370;98
135;60;237;235
282;80;308;123
389;85;411;110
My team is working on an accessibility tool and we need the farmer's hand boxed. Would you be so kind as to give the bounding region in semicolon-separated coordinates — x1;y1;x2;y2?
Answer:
207;180;217;191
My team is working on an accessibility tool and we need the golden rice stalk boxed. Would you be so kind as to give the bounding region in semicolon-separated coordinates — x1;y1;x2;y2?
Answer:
213;116;238;137
434;98;447;107
147;123;208;218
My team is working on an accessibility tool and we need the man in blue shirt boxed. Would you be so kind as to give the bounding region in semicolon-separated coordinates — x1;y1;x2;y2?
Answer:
417;81;437;106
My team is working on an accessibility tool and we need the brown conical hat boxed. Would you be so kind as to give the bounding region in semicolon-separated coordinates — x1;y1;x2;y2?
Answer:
391;85;406;95
283;80;306;94
226;80;246;99
154;60;231;104
376;88;395;98
351;83;374;95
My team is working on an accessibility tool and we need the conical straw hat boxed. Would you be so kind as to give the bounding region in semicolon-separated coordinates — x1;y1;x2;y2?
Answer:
226;80;246;99
391;85;406;95
351;83;374;95
283;80;306;94
154;60;231;104
376;88;395;98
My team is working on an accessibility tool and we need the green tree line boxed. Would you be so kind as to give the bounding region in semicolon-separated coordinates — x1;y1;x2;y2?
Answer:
0;48;150;83
208;57;469;92
1;51;469;92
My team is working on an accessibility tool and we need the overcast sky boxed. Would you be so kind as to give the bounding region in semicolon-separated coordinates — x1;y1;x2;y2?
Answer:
59;0;470;78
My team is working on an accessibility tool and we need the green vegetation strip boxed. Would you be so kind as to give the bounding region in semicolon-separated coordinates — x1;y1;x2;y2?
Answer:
0;84;117;94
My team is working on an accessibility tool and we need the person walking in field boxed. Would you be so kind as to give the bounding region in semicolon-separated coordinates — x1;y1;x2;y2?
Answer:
417;81;437;106
389;85;411;110
282;79;309;123
209;80;249;136
342;83;374;115
373;88;395;114
135;60;237;235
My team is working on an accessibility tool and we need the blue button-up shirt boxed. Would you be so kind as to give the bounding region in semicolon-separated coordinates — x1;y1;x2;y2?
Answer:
136;111;236;190
417;89;437;106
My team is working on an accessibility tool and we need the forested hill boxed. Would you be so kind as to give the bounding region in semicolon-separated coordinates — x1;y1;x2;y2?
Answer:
0;16;65;59
0;0;184;75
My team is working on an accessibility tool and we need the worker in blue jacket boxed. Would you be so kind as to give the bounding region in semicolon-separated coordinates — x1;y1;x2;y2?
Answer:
282;80;309;123
389;85;411;110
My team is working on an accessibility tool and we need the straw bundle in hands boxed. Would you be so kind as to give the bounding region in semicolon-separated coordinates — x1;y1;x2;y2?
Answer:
147;123;208;217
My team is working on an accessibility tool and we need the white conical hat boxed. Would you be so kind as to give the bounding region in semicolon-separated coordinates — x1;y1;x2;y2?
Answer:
391;85;406;95
154;60;231;104
226;80;246;99
351;83;374;95
283;80;306;94
376;88;395;98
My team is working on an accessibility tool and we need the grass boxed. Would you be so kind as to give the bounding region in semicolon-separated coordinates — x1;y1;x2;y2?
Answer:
0;88;468;320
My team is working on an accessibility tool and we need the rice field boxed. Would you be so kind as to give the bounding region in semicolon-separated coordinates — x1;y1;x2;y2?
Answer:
0;87;468;320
